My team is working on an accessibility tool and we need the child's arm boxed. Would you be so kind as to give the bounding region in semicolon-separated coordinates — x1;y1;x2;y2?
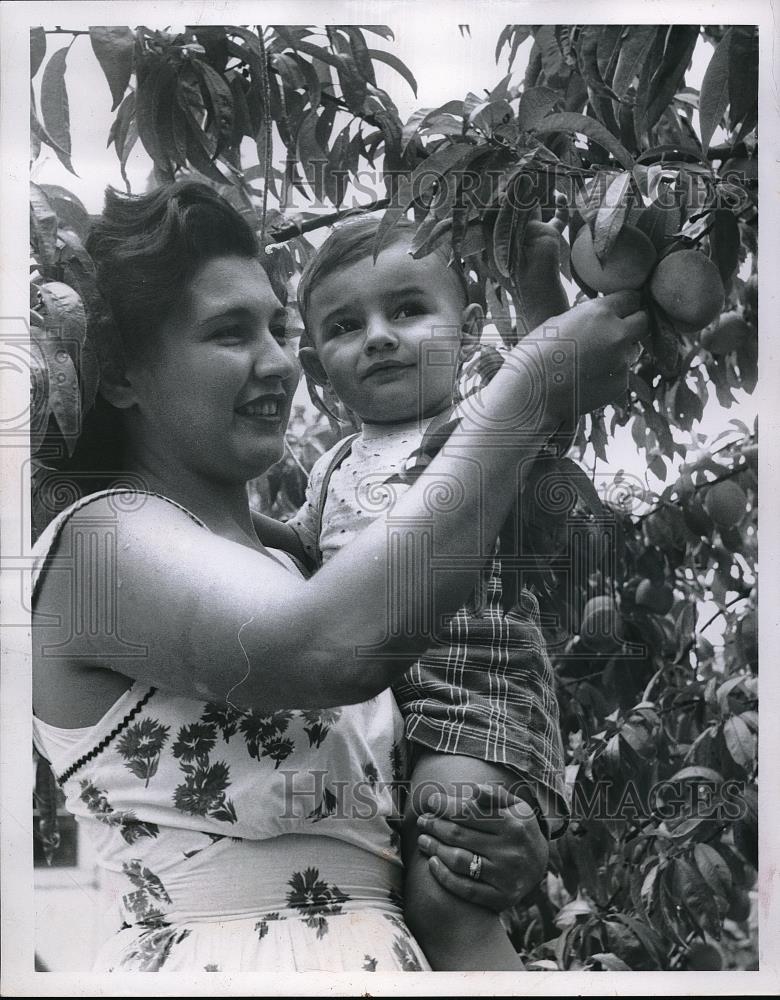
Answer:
513;194;579;453
252;439;341;570
401;751;534;970
250;509;309;564
514;194;570;331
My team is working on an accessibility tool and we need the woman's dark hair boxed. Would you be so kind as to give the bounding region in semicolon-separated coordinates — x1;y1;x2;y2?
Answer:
56;181;262;495
86;179;260;367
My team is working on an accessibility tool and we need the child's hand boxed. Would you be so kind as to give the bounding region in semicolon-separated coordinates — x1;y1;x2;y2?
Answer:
518;193;569;271
514;194;570;329
525;290;647;420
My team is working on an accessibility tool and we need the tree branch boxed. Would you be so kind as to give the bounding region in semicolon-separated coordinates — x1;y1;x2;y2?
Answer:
268;197;391;241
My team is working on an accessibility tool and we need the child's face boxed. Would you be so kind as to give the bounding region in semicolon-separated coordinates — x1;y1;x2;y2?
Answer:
306;241;477;424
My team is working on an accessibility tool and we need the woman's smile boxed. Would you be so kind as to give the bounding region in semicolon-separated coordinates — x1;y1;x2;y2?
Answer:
235;392;288;422
132;255;299;481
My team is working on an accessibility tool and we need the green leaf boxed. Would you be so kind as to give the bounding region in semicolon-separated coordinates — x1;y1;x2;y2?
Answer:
723;714;754;769
672;857;721;938
492;173;535;278
228;74;253;146
657;866;690;946
648;303;681;378
554;456;604;516
373;141;475;258
39;183;90;240
633;200;681;254
628;372;653;405
30;182;58;274
410;217;452;259
611;26;657;102
193;58;234;146
644;27;700;134
357;25;394;42
593;171;632;260
271;50;306;91
366;48;417;96
631;29;664;139
485;281;514;345
693;843;732;901
29;339;51;441
597;25;625;83
109;88;135;156
612;912;666;969
89;26;134;111
533;25;568;89
30;27;46;79
34;754;61;865
699;29;733;152
296;110;329;202
496;26;531;69
494;25;513;64
533;112;634;169
37;335;81;453
728;27;758;129
674;600;696;662
58;229;96;282
39;280;86;354
183;116;227;184
590;952;632;971
402;101;463;151
136;55;177;173
710;208;740;285
516;86;560;131
40;46;73;169
326;27;368;115
589;410;608;462
575;27;620;135
340;26;376;87
670;379;703;430
640;864;659;908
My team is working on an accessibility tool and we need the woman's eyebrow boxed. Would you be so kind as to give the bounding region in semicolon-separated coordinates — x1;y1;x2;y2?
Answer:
197;306;249;327
386;285;428;297
197;304;288;327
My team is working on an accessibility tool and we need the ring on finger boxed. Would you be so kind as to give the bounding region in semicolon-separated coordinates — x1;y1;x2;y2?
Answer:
468;853;483;881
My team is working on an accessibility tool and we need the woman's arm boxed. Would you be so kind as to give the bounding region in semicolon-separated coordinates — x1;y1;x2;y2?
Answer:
33;294;645;714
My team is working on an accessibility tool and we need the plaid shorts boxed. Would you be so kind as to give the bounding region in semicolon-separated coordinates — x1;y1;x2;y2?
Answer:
392;557;568;832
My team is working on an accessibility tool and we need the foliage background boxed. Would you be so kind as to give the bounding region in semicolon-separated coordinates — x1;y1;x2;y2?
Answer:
25;17;760;972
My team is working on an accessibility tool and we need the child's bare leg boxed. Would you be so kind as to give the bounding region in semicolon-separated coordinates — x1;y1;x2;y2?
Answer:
401;750;527;971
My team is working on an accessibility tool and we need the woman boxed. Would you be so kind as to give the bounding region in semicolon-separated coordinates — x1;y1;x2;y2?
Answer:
32;180;646;972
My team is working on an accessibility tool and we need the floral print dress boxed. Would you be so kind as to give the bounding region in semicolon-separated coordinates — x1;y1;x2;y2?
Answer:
32;491;430;973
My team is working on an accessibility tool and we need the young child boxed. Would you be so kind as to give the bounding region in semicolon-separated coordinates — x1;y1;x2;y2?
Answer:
281;211;571;970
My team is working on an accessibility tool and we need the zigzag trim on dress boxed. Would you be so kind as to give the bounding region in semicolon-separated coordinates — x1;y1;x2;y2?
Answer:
56;687;157;785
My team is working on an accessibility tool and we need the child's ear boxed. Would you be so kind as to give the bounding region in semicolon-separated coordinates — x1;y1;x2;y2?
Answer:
298;345;329;387
459;303;484;362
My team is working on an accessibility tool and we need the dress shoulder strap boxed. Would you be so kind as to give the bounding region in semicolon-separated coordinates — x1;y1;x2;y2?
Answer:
315;433;359;567
31;488;208;604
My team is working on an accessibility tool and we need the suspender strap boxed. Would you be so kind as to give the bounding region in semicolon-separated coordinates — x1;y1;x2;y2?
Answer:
315;432;359;568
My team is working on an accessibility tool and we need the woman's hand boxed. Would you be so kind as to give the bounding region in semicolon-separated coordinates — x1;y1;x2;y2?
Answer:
415;784;549;911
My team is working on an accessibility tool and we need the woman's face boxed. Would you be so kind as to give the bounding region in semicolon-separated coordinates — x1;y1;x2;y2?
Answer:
127;255;299;484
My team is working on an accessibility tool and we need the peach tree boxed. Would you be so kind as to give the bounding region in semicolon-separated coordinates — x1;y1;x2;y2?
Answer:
29;23;758;970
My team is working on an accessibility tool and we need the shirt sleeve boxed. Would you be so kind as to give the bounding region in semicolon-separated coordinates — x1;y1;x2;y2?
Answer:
284;442;341;564
285;474;322;565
